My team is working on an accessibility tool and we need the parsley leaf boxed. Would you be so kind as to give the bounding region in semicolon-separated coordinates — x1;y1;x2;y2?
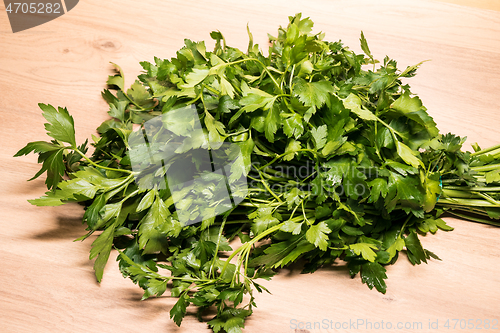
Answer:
293;77;334;108
360;262;388;293
306;222;331;251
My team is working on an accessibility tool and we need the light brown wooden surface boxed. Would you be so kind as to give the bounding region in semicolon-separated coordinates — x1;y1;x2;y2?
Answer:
436;0;500;11
1;1;500;332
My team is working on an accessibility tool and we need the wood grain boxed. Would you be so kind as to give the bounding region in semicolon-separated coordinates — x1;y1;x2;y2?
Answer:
434;0;500;11
1;1;500;332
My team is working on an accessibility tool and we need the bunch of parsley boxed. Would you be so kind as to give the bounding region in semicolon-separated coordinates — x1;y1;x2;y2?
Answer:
16;14;500;333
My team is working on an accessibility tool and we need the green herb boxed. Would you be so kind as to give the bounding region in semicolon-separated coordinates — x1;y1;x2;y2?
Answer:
16;14;500;333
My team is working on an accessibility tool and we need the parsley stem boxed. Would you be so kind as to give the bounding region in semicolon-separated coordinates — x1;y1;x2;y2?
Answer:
470;143;500;156
288;205;300;222
258;169;283;203
246;198;278;204
301;200;311;225
438;198;500;207
209;215;228;279
259;172;291;182
221;57;282;92
429;151;444;174
123;93;147;111
226;128;249;137
220;212;314;282
444;186;500;192
471;191;500;206
257;149;318;170
254;138;276;156
398;215;413;239
373;123;382;160
202;84;221;96
289;64;296;95
238;202;281;208
470;164;500;172
441;188;480;199
248;59;282;92
219;220;287;279
120;189;139;203
74;148;134;174
445;211;500;226
436;204;493;218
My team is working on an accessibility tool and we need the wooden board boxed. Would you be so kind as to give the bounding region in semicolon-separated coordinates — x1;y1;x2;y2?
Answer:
1;1;500;332
435;0;500;11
